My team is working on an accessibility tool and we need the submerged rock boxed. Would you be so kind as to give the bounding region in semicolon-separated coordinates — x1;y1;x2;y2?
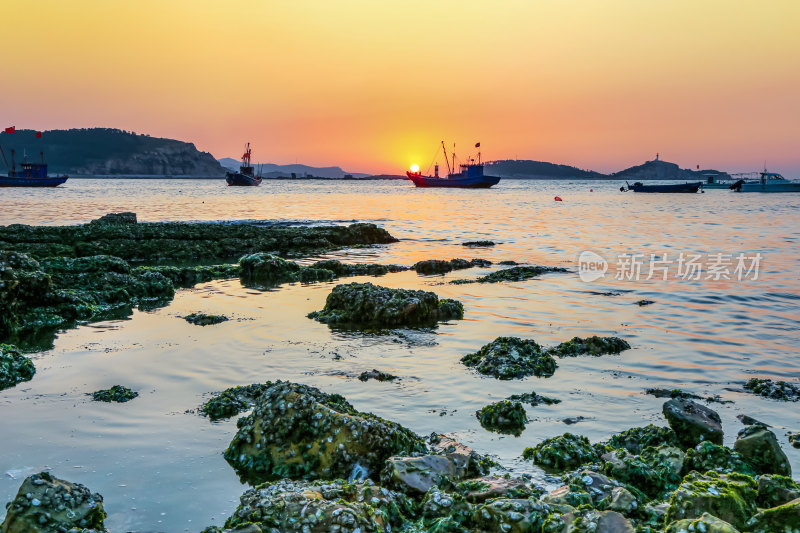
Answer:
745;496;800;533
462;241;496;247
662;398;723;447
743;378;800;401
789;431;800;448
475;400;527;436
311;259;406;277
0;471;106;533
90;211;137;225
547;336;631;357
201;383;272;421
664;471;757;530
307;282;464;329
523;432;599;473
358;369;398;382
733;425;791;476
636;299;655;306
473;265;568;283
461;337;557;380
0;344;35;391
224;381;426;484
413;258;491;275
183;312;228;326
91;385;138;403
665;513;741;533
506;390;561;406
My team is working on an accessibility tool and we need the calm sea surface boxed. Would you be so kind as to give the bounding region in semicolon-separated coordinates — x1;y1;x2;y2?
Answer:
1;178;799;531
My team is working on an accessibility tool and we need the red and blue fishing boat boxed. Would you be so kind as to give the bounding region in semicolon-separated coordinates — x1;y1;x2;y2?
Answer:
0;131;68;187
226;143;262;186
406;141;501;188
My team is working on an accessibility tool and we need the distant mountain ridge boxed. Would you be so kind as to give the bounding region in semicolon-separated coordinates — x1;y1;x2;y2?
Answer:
218;158;369;179
486;158;730;181
0;128;225;177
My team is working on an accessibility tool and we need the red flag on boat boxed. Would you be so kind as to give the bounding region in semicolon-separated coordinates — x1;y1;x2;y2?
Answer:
475;142;480;148
4;126;15;133
35;131;42;138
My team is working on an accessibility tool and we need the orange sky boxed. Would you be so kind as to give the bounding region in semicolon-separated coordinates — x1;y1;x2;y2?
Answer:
4;1;800;175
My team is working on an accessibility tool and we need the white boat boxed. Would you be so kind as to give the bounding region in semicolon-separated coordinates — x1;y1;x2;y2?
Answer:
731;172;800;192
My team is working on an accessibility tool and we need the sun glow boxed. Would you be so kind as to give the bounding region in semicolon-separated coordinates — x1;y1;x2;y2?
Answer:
410;164;420;173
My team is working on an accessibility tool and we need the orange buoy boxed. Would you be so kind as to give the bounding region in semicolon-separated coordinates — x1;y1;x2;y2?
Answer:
554;196;563;202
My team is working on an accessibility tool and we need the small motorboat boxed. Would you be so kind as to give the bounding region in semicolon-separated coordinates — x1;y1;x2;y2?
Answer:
406;141;500;188
730;171;800;192
226;143;262;186
622;181;701;193
0;142;68;187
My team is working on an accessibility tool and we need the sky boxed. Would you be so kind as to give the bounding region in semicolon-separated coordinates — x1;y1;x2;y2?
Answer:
4;1;800;175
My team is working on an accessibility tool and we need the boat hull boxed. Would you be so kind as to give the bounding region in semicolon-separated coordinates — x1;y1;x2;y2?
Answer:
628;182;701;193
226;172;262;186
407;172;500;188
733;182;800;192
0;175;68;187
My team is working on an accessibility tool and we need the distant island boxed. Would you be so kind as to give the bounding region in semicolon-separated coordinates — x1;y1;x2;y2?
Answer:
0;128;731;181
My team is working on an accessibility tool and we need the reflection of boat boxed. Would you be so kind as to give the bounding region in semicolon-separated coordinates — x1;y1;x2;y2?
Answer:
623;181;701;193
226;143;262;186
406;141;500;188
730;171;800;192
0;145;68;187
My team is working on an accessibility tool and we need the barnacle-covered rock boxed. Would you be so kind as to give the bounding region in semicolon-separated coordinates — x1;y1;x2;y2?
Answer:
90;211;137;225
220;478;411;533
471;498;551;532
684;442;756;476
91;385;138;403
413;258;491;275
201;383;272;421
310;259;407;277
224;381;426;484
733;425;791;476
475;400;527;435
605;424;678;455
523;432;599;473
307;282;464;329
665;512;741;533
0;471;106;533
417;487;473;531
663;398;723;447
569;509;635;532
744;496;800;533
601;446;684;499
473;265;568;283
427;435;493;479
756;474;800;508
546;335;631;358
454;476;538;503
743;378;800;401
183;312;228;326
238;253;301;286
461;337;556;380
134;263;239;287
664;471;757;530
0;344;35;391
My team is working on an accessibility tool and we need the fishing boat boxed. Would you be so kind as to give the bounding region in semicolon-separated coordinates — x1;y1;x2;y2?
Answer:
700;173;739;189
406;141;500;188
226;143;262;186
730;171;800;192
623;181;701;193
0;146;68;187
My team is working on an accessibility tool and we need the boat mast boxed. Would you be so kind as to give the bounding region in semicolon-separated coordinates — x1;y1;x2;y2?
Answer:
441;141;452;176
0;144;8;170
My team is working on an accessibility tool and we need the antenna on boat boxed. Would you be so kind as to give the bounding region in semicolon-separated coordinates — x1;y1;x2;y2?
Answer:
441;141;452;176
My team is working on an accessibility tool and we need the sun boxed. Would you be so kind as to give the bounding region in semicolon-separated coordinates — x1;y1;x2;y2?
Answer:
410;164;420;173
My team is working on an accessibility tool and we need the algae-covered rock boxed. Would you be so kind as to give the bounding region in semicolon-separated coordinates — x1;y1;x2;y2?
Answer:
789;431;800;448
684;442;756;476
238;253;301;286
605;424;678;455
91;385;138;403
224;381;426;484
743;377;800;401
471;498;551;533
547;335;631;357
307;282;464;329
461;337;557;380
570;509;635;533
733;425;792;476
663;398;723;447
221;478;412;533
0;471;106;533
523;432;599;473
601;446;684;499
507;390;561;406
664;471;757;529
0;344;35;391
358;369;398;382
184;312;228;326
473;265;568;283
665;512;741;533
426;435;493;480
90;211;137;225
135;263;239;287
418;487;473;531
201;383;272;421
310;259;407;277
475;400;527;436
745;496;800;533
413;258;490;275
756;474;800;508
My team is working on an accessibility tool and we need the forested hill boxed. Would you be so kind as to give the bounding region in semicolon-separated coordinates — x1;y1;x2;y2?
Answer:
0;128;225;177
484;159;605;179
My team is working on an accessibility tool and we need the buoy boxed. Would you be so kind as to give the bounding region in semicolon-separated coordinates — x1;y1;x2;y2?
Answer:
554;196;563;202
590;189;593;192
